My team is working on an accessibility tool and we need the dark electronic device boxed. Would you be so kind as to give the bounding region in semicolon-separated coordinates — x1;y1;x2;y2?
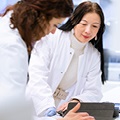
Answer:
63;102;118;120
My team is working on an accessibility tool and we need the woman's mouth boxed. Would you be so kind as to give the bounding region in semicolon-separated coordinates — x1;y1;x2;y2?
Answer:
82;35;90;39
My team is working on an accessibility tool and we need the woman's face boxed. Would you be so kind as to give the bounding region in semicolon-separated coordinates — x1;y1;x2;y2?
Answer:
74;12;101;43
45;17;66;35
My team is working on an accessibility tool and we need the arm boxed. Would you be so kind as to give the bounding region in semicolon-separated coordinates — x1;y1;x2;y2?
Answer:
57;48;102;111
0;40;28;98
58;103;95;120
38;103;95;120
26;37;55;116
73;51;103;102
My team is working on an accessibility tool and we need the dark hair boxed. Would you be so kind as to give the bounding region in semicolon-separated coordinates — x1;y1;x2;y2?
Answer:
2;0;73;52
59;1;105;84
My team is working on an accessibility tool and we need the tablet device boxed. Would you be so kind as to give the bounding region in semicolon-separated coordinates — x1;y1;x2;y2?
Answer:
65;102;115;120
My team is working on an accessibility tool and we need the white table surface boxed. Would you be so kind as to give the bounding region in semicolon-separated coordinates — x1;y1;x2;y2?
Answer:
101;81;120;120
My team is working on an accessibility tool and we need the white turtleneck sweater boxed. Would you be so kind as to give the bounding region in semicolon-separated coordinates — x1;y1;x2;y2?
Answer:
54;30;87;106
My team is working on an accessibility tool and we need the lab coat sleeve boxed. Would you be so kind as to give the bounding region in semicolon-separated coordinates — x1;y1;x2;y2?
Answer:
0;41;28;99
34;117;56;120
26;37;55;116
34;114;62;120
72;49;103;102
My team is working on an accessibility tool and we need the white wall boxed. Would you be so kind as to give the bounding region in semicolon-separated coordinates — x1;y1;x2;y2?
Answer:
0;0;19;14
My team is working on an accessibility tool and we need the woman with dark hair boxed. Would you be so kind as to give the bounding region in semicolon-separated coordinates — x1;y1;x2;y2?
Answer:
27;0;105;118
59;1;105;84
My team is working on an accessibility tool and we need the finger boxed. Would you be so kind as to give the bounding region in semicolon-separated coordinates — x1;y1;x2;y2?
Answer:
76;116;95;120
77;112;89;117
73;113;94;120
70;102;80;112
82;116;95;120
57;105;64;111
57;103;68;111
63;106;68;111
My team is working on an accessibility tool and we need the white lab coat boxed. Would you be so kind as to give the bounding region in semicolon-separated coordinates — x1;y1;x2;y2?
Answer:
26;29;103;116
0;11;56;120
0;11;28;100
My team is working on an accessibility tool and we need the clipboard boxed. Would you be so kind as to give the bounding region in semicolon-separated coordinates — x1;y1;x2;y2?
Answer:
65;102;115;120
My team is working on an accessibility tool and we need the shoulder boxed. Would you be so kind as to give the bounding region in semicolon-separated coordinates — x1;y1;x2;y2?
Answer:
35;28;70;48
0;30;27;59
88;42;100;54
86;42;100;59
0;31;26;50
0;12;27;51
45;28;70;40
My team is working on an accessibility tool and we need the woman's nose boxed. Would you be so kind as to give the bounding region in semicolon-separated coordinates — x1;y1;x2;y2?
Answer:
85;25;91;34
50;28;56;34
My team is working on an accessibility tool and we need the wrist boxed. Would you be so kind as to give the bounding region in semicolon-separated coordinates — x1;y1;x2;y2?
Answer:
57;118;64;120
44;107;56;116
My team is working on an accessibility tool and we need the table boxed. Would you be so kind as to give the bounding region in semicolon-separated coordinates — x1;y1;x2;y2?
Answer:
115;114;120;120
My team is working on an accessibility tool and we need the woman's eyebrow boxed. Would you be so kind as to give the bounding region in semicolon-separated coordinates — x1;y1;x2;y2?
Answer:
81;20;100;25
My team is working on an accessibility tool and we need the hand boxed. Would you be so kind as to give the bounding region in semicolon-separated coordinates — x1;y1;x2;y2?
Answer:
58;103;95;120
44;107;56;117
57;99;80;112
57;102;69;112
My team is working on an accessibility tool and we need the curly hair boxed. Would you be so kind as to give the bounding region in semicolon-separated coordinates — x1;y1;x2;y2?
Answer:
3;0;73;52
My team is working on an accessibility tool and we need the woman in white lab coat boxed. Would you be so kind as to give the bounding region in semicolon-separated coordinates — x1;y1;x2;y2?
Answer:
27;1;105;117
0;0;74;99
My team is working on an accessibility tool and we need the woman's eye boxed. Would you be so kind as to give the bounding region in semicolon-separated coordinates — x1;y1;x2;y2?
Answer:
80;23;87;25
93;25;99;28
54;24;58;27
